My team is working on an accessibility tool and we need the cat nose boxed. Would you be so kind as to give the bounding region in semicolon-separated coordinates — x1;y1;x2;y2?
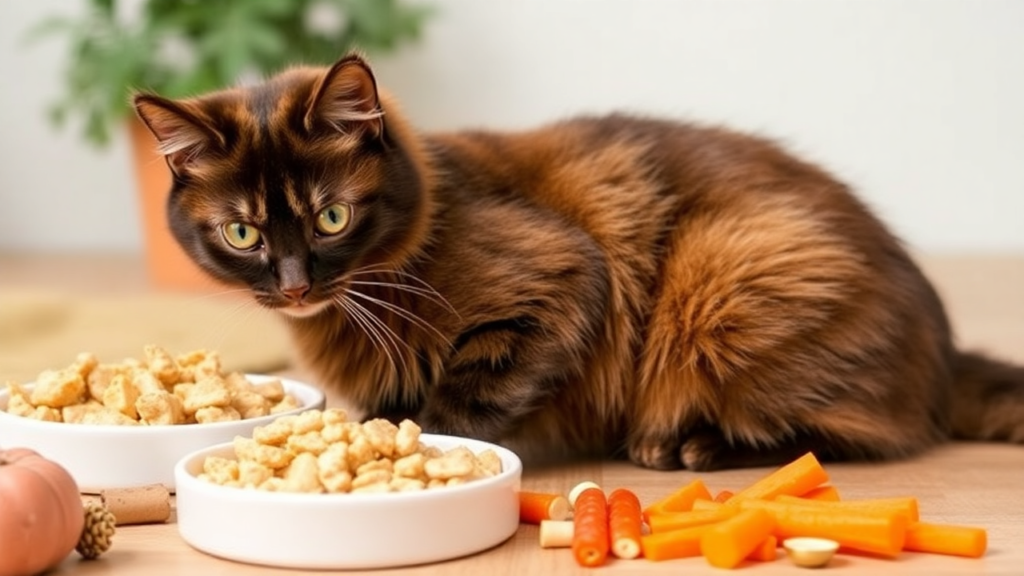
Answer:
281;284;310;302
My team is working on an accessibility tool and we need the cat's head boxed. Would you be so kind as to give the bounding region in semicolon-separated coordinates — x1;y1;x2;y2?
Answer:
133;54;432;318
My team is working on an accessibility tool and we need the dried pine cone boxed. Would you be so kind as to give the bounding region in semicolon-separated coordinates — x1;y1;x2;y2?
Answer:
77;503;116;559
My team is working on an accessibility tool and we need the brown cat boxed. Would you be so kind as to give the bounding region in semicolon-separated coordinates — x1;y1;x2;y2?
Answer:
133;53;1024;471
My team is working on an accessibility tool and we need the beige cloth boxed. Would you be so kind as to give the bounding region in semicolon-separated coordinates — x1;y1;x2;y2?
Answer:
0;290;292;383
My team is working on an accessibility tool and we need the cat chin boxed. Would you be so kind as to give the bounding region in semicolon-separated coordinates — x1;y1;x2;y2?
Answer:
275;301;333;319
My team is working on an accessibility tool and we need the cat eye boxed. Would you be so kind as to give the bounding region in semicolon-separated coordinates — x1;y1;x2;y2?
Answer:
222;222;261;250
316;203;352;235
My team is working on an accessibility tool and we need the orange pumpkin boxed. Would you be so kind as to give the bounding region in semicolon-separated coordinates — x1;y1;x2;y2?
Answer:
0;448;84;576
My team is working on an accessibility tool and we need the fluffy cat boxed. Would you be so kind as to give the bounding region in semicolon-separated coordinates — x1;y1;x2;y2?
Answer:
133;53;1024;471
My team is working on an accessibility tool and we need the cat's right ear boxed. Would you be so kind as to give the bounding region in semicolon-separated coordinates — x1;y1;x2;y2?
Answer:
133;94;224;177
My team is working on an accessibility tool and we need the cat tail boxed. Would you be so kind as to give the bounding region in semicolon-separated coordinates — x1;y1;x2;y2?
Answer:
949;351;1024;443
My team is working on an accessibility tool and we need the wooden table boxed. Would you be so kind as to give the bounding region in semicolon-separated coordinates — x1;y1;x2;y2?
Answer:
50;443;1024;575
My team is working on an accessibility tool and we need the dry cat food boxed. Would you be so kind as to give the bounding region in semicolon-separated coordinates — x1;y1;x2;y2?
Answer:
200;409;502;494
2;345;299;425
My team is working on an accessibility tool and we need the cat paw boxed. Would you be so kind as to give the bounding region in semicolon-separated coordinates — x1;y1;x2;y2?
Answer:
679;431;727;471
627;435;684;470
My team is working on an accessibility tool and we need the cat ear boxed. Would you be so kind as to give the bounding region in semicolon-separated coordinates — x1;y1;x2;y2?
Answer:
304;53;384;139
133;94;224;177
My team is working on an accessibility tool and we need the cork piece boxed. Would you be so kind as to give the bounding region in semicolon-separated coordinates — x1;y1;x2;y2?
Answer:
100;484;172;525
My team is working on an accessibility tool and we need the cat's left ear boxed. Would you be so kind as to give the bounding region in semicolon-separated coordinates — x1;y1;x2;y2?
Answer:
304;53;384;139
133;94;225;177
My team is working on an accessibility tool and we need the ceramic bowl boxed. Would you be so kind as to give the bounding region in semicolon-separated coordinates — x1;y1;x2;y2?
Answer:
174;434;523;570
783;537;840;568
0;375;325;492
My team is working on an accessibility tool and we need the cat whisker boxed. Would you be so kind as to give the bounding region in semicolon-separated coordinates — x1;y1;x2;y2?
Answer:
333;294;416;379
343;287;454;350
331;295;401;378
347;279;452;312
339;265;459;317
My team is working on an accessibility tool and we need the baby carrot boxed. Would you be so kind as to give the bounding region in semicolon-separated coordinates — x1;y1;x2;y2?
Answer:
700;508;776;569
572;487;609;567
642;478;712;522
775;494;919;522
738;498;908;557
747;535;778;562
904;522;987;558
647;508;737;533
729;452;830;504
519;491;571;524
800;485;841;501
641;525;716;561
608;488;643;559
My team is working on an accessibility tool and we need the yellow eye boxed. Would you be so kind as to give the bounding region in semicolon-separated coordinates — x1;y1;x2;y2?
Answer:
316;203;352;235
222;223;261;250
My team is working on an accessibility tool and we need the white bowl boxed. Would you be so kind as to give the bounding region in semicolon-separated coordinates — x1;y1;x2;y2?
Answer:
0;375;325;492
175;434;523;570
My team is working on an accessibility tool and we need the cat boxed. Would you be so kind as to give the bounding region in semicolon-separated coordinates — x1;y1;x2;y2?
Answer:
132;52;1024;471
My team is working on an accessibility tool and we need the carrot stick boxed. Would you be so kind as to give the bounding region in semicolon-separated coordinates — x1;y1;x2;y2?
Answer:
640;525;716;561
691;498;726;512
642;478;712;522
700;508;776;568
738;498;908;557
800;485;841;501
747;535;778;562
904;522;987;558
647;508;737;533
775;494;919;522
519;491;571;524
714;489;735;503
608;488;643;559
729;452;830;504
571;487;610;567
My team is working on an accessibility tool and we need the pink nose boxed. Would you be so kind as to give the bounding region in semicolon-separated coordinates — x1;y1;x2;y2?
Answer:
282;285;310;302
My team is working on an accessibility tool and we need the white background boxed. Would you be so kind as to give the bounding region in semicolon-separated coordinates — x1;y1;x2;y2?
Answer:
2;0;1022;255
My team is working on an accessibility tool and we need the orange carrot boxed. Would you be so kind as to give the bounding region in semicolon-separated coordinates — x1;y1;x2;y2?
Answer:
714;489;735;503
608;488;643;559
641;525;716;561
775;494;919;522
647;508;737;533
519;491;571;524
729;452;830;504
904;522;987;558
642;479;712;522
700;508;776;569
738;498;908;557
746;535;778;562
800;485;841;501
572;487;609;567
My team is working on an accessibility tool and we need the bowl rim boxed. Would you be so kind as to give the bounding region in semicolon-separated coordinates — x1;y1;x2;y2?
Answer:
0;374;325;434
175;433;523;504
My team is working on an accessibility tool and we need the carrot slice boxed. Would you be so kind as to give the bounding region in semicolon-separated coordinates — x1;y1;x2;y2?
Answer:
700;508;776;568
738;498;908;557
714;489;735;503
691;498;726;512
904;522;987;558
775;494;919;522
647;508;737;533
519;491;571;524
800;485;841;501
608;488;643;559
747;535;778;562
729;452;830;504
571;487;609;567
642;479;712;522
640;525;716;561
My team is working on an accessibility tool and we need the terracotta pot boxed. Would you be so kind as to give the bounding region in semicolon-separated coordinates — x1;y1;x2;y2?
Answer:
128;118;223;292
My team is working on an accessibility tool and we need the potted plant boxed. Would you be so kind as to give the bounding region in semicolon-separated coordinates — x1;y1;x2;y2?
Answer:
33;0;431;290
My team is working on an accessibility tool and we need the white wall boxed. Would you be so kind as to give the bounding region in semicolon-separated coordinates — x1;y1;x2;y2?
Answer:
2;0;1022;255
